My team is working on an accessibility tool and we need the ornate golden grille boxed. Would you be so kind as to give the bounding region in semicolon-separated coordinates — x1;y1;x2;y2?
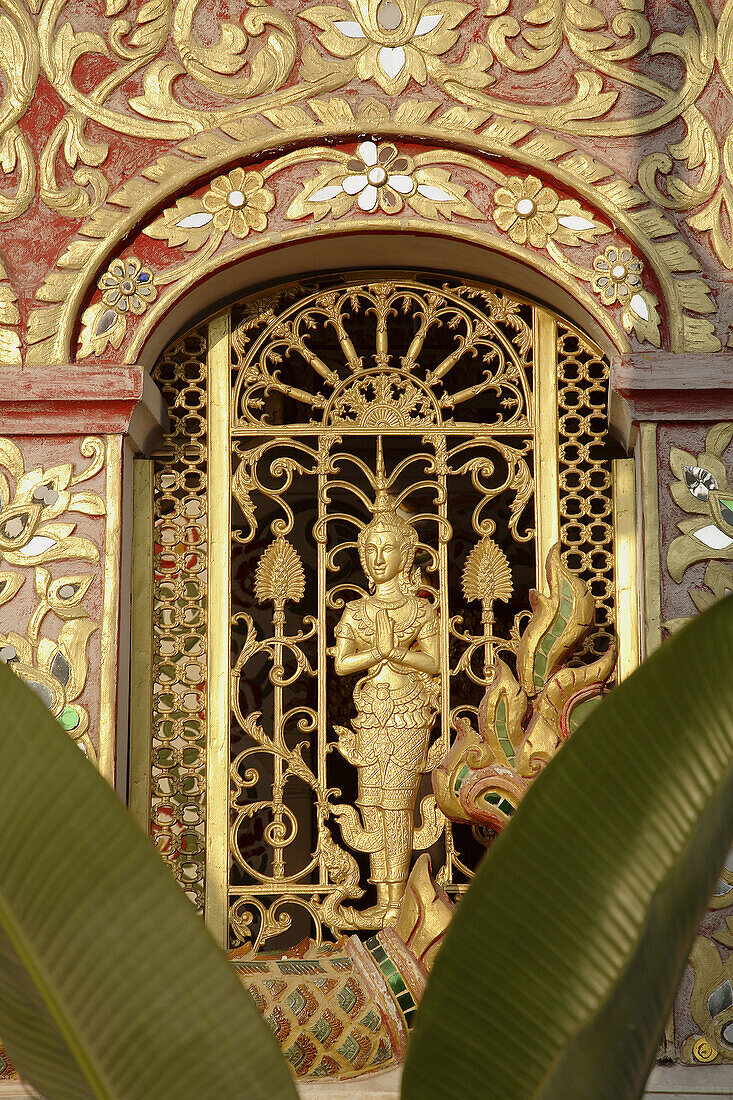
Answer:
556;326;616;661
138;273;626;948
149;330;209;911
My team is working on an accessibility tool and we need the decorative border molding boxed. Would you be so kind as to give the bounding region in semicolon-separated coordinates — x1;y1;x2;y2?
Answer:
613;354;733;427
0;366;144;434
26;102;720;365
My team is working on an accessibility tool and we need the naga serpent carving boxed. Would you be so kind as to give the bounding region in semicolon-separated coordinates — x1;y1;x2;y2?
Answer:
434;544;617;836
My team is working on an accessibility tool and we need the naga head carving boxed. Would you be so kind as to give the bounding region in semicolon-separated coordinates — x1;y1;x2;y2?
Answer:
434;544;617;837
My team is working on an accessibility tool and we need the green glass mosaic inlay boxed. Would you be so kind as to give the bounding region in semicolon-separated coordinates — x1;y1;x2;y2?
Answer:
454;763;470;796
365;937;417;1028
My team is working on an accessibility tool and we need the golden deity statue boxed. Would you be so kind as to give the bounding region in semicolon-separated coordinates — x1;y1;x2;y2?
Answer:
331;445;441;928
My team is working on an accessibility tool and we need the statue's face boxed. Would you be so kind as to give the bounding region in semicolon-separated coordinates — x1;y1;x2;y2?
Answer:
363;527;403;584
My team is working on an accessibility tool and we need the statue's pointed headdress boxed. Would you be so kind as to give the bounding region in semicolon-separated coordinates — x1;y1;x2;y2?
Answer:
370;437;396;518
359;438;420;594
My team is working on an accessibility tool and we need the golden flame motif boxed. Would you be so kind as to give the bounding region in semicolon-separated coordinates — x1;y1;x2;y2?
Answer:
461;536;513;606
253;537;306;609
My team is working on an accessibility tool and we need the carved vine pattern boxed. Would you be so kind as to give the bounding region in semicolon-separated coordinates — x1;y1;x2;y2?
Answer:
74;136;682;359
0;436;107;762
0;0;729;224
663;422;733;1064
1;1;731;359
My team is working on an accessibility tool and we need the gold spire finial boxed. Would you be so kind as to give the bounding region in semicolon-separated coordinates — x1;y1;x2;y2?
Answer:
371;436;393;517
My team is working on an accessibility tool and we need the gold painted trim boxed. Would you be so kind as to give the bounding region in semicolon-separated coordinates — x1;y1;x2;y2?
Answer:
205;310;231;947
100;434;122;785
128;458;154;833
534;311;559;592
126;220;629;365
639;422;663;656
612;458;640;682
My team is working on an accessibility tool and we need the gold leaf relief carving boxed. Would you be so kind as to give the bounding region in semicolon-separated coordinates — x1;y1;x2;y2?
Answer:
689;180;733;269
666;424;733;625
300;0;492;96
622;288;661;348
284;141;484;221
0;438;106;763
492;173;606;248
77;141;683;358
677;925;733;1064
0;0;38;223
21;30;726;366
0;0;720;235
0;258;20;365
78;255;157;358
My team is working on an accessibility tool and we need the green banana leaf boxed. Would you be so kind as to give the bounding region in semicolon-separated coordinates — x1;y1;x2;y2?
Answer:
0;661;296;1100
403;596;733;1100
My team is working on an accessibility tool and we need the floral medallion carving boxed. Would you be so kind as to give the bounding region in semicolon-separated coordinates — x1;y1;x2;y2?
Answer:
54;124;720;362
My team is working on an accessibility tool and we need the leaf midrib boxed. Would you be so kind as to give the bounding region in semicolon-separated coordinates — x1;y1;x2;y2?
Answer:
526;758;733;1099
0;885;112;1100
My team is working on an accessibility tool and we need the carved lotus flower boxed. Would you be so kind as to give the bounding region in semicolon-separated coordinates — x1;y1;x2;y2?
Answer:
302;0;489;95
338;141;415;213
254;537;306;608
80;256;157;358
99;257;157;316
591;246;643;306
492;175;603;251
493;176;561;248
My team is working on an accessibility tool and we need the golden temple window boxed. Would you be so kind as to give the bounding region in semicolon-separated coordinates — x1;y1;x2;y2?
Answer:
130;272;635;950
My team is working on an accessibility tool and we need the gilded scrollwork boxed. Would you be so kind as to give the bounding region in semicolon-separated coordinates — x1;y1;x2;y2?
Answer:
684;1;733;277
0;0;724;360
0;0;725;362
33;0;298;217
53;128;714;364
22;89;719;363
223;277;538;943
660;424;733;1062
0;0;721;216
5;0;719;222
0;259;20;366
0;0;37;224
663;422;733;645
0;436;106;762
228;278;534;430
